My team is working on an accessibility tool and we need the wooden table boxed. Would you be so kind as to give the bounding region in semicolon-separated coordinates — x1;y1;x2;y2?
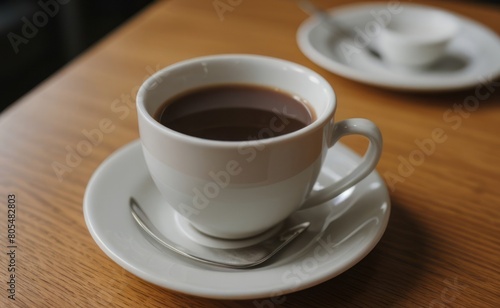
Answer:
1;0;499;307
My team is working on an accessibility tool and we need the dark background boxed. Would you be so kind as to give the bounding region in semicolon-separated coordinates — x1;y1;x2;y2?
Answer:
0;0;153;112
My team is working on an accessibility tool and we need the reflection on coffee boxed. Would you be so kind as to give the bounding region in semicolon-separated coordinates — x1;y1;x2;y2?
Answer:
154;84;315;141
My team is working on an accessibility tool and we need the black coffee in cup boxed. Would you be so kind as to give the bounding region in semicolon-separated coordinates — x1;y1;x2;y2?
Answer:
154;84;315;141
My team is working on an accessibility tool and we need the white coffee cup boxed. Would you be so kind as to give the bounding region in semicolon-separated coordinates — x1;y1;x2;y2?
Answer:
137;54;382;239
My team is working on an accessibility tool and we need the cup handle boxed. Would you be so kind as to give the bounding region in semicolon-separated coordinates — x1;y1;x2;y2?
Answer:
300;118;383;210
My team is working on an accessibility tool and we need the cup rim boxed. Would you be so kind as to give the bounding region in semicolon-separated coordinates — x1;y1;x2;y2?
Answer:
137;54;336;147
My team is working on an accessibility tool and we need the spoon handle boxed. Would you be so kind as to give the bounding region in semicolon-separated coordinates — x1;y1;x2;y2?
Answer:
297;0;350;36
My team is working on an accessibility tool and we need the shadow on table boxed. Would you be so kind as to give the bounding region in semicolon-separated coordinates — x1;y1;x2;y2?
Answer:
362;75;500;109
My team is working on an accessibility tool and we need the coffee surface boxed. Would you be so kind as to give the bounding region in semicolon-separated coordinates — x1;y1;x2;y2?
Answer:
155;84;315;141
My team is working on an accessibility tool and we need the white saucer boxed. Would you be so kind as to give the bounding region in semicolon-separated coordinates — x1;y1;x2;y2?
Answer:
297;3;500;91
83;140;390;299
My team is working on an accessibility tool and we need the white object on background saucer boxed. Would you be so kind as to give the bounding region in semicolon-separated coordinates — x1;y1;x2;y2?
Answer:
377;5;459;67
84;140;390;300
297;3;500;91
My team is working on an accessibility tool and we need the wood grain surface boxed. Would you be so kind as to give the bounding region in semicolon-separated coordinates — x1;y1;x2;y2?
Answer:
1;0;499;307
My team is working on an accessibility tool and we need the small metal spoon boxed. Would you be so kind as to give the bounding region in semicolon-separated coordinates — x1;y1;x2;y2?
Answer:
297;0;380;58
130;197;310;269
